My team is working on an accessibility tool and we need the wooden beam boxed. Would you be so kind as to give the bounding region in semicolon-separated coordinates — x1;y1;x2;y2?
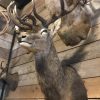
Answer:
73;58;100;78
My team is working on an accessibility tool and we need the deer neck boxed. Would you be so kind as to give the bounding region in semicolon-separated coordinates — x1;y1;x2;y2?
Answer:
34;33;63;77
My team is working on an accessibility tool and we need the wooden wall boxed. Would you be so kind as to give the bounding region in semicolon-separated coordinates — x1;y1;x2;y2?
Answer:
0;33;12;94
0;0;99;100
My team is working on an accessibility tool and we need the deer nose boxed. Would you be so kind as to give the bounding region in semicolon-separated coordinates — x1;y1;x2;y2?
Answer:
22;35;26;38
17;35;27;43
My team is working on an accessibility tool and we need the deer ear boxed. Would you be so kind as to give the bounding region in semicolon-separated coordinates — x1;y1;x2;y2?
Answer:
48;18;61;38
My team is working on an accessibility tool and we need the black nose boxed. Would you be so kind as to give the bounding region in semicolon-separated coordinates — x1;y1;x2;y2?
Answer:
22;36;26;38
17;35;26;43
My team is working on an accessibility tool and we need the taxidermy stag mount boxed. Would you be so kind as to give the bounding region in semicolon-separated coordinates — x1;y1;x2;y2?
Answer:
17;6;88;100
7;0;91;46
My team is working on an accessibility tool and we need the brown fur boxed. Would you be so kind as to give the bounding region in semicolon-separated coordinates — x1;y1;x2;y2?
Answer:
18;30;88;100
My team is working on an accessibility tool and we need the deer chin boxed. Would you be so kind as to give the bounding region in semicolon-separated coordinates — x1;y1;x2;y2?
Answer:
20;42;31;48
19;42;38;53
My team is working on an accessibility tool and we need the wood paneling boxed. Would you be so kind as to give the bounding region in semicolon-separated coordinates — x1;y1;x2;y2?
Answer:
6;77;100;99
7;85;44;99
11;61;35;75
0;47;8;59
58;40;100;62
11;53;34;67
85;77;100;98
18;72;38;86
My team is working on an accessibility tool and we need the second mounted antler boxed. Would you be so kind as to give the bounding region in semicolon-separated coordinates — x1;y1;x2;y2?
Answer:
7;0;37;31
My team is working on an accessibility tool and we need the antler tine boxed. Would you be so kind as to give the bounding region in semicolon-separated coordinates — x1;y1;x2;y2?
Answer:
32;0;48;28
13;5;33;29
32;0;80;31
7;1;31;30
63;4;78;15
48;0;79;23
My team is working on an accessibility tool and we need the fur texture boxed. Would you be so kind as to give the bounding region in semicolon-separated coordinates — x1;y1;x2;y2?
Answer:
18;31;88;100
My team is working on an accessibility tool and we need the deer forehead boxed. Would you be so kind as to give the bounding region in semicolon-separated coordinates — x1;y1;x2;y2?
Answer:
18;32;29;37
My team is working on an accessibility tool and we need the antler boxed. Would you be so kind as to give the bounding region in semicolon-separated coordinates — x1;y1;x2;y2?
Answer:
32;0;80;28
13;5;32;28
7;1;35;30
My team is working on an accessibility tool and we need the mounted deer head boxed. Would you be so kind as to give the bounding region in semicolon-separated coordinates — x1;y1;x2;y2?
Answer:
7;1;38;32
17;7;88;100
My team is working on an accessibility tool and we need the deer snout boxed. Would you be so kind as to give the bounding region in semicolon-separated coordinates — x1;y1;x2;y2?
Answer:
17;35;27;43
